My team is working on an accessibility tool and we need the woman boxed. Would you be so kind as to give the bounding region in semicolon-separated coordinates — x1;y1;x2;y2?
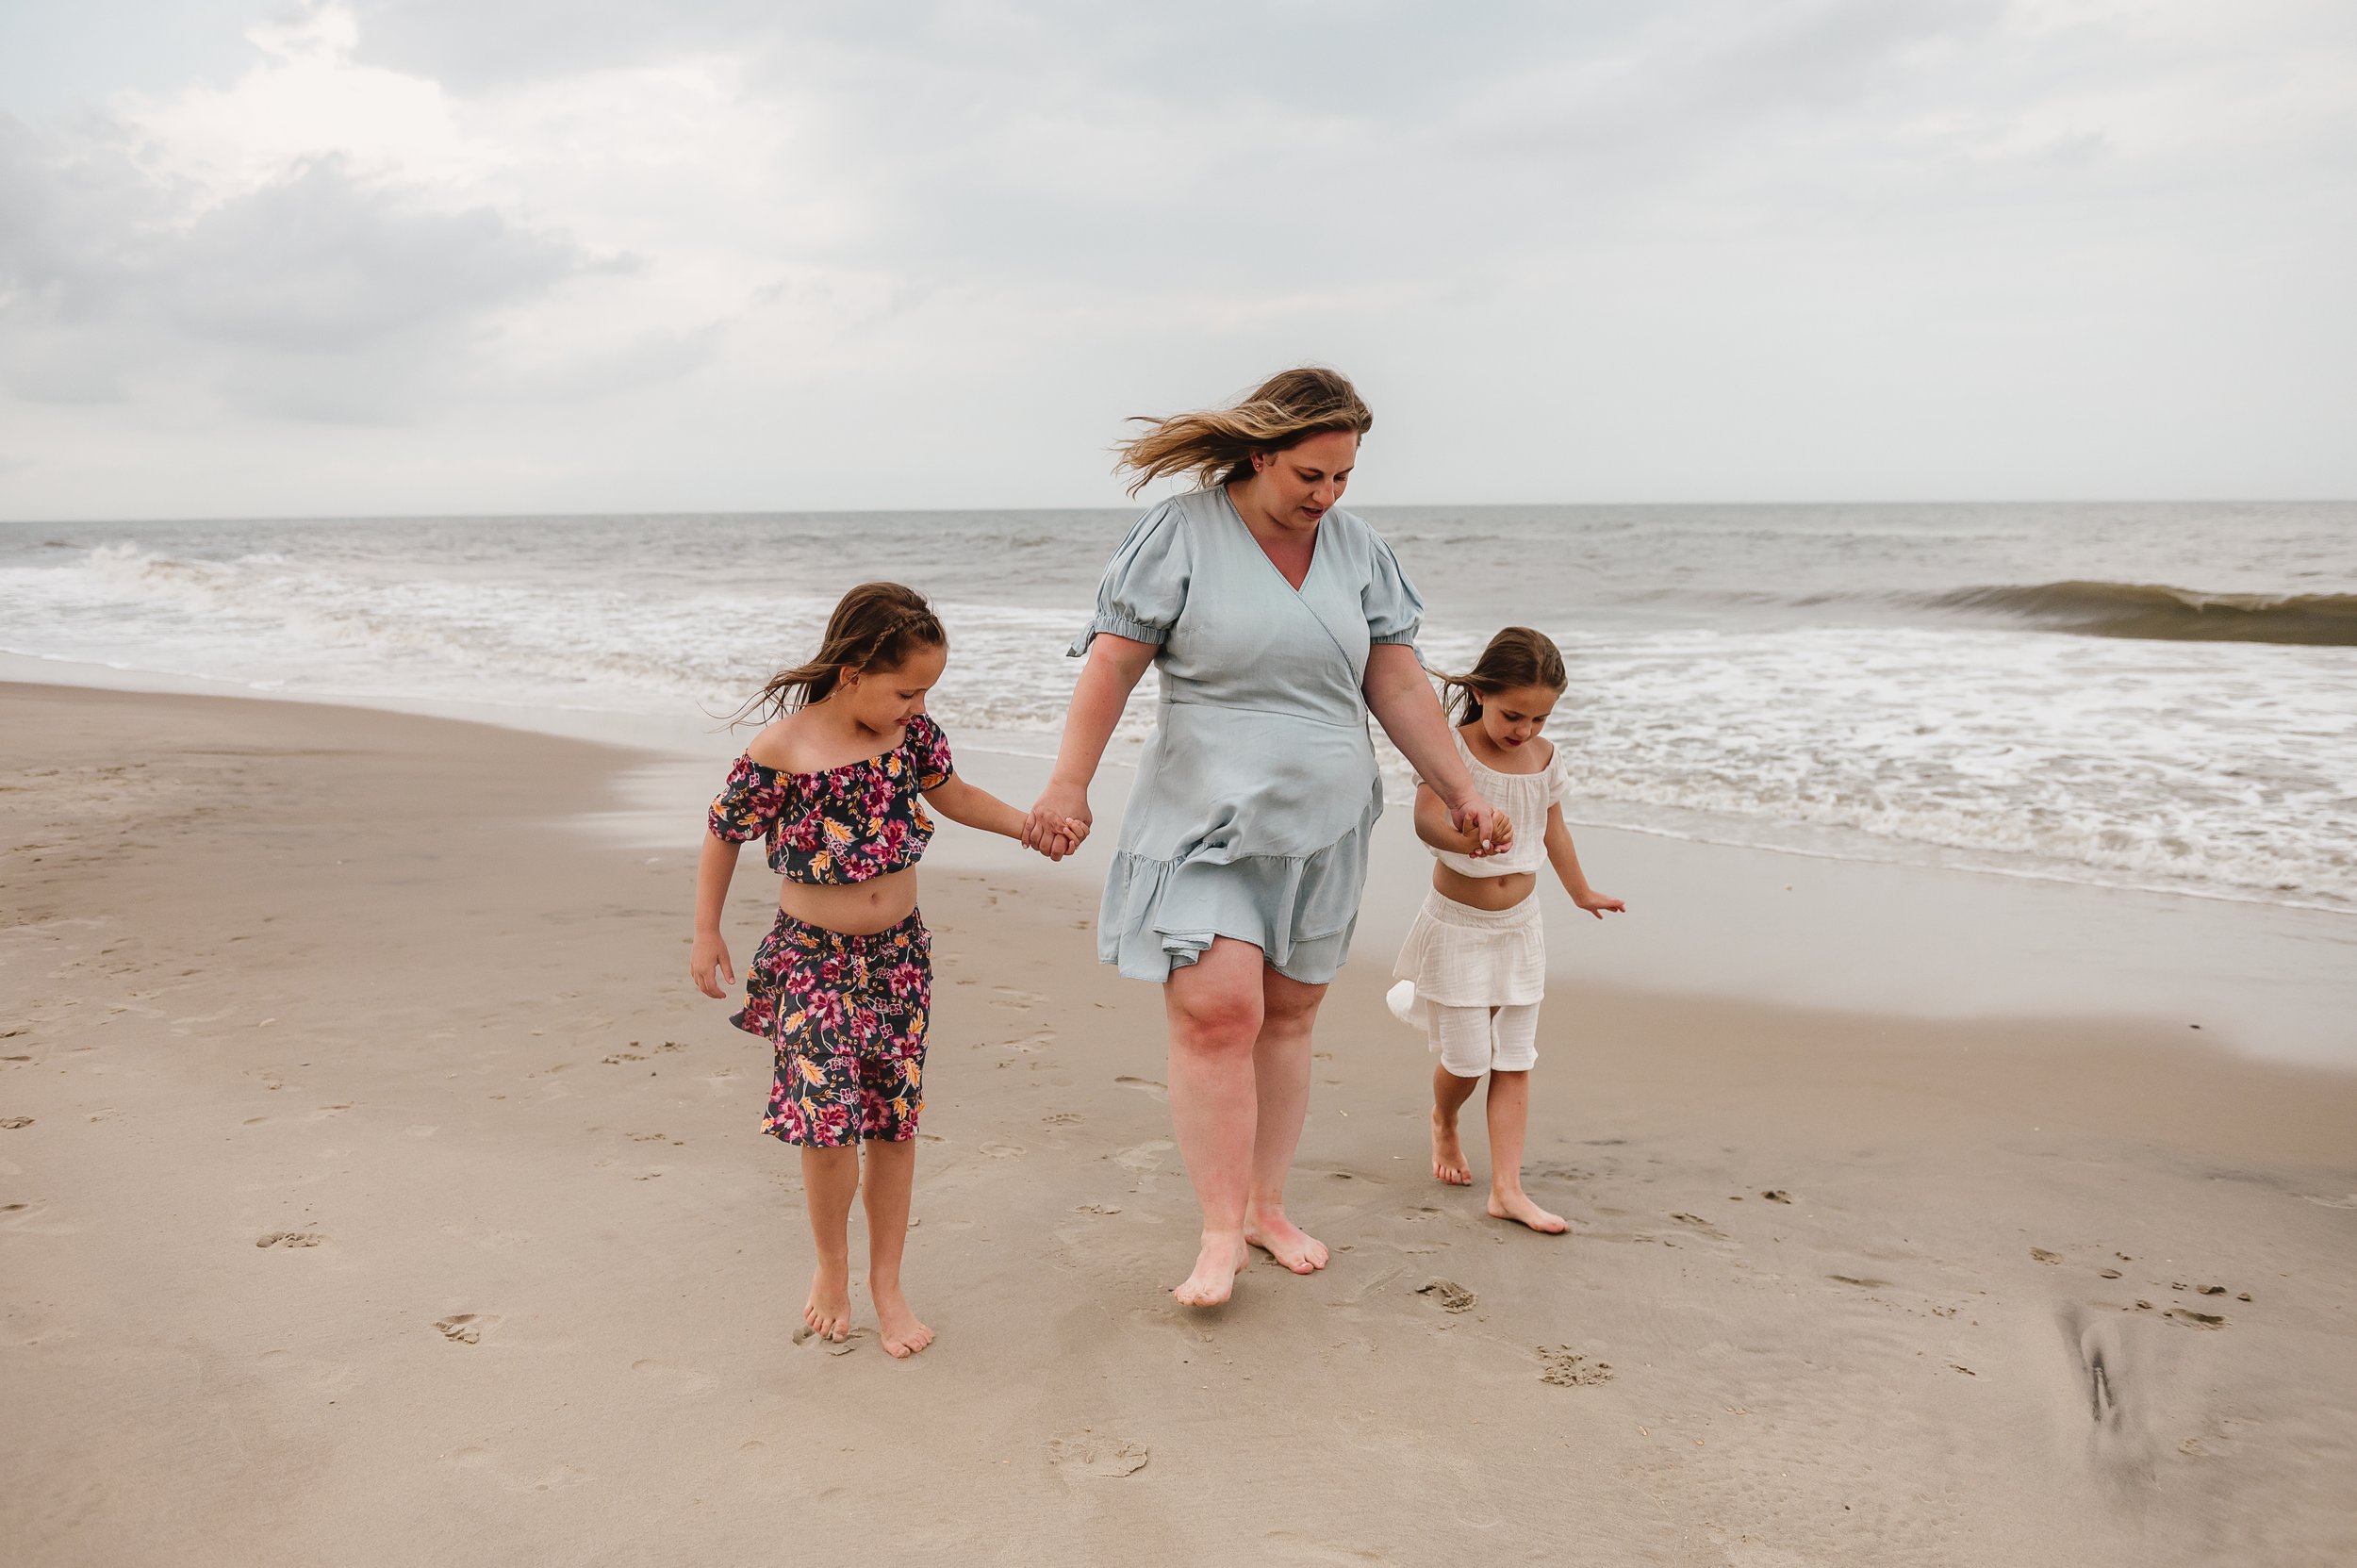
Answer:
1024;368;1508;1308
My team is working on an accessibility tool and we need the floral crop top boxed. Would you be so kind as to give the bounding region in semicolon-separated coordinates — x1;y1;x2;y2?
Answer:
707;714;954;885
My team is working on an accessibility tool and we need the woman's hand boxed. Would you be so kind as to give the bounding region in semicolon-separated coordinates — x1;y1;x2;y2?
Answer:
690;931;735;999
1024;782;1092;859
1027;816;1090;861
1448;792;1511;857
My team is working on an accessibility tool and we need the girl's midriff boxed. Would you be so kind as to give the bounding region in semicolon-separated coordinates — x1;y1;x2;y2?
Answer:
780;866;919;936
1433;864;1537;913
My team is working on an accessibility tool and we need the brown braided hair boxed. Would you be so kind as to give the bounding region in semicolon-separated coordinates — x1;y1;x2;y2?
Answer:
733;582;947;724
1441;626;1566;724
1113;367;1373;496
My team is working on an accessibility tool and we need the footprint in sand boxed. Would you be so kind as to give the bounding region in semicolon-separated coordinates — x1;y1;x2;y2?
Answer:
1047;1432;1149;1478
2;1117;34;1130
1670;1212;1726;1238
1415;1279;1476;1313
435;1313;499;1345
0;1200;76;1234
2031;1247;2064;1264
790;1324;865;1356
1828;1275;1889;1289
1114;1076;1168;1102
989;987;1047;1010
1113;1139;1173;1173
1042;1113;1081;1126
255;1230;325;1247
2167;1308;2227;1329
630;1359;718;1393
1537;1346;1613;1387
981;1142;1025;1159
1759;1189;1791;1203
1076;1203;1122;1215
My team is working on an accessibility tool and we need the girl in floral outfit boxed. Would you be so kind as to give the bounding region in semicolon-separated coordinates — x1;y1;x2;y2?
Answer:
691;582;1081;1357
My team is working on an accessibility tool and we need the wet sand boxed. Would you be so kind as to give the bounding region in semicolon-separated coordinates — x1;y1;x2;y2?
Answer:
4;681;2353;1566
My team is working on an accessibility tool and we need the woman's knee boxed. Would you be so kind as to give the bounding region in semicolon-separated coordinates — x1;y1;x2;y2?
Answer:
1260;969;1327;1033
1171;993;1261;1057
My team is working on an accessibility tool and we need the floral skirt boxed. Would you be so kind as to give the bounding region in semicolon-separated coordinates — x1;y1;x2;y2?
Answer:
732;908;931;1147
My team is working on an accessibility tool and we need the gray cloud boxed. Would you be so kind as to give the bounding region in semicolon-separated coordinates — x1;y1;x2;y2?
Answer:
166;157;579;353
0;124;586;418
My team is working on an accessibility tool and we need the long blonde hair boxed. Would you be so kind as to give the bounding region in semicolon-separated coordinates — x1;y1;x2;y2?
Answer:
1113;367;1374;496
733;582;946;724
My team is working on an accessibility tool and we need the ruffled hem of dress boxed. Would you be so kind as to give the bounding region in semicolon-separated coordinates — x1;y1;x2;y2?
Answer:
1096;805;1377;984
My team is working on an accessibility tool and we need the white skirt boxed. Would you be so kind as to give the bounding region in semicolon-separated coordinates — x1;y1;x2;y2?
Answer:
1386;888;1546;1031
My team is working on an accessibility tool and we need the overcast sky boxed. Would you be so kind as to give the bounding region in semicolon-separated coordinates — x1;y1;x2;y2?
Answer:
1;0;2351;520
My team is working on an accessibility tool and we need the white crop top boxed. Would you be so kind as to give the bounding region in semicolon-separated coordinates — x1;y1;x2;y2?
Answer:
1420;728;1573;878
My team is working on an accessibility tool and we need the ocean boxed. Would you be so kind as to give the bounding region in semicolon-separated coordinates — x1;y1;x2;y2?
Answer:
4;501;2352;916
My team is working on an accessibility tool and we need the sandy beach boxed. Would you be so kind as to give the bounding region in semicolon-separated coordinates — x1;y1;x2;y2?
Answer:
5;679;2355;1567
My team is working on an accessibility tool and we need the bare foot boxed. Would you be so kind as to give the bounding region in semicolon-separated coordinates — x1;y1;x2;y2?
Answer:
1173;1231;1250;1307
803;1262;852;1341
1244;1209;1329;1275
1431;1109;1473;1186
1488;1189;1568;1233
871;1281;933;1358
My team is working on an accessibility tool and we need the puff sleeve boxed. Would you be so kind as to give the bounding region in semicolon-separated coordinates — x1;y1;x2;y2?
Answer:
708;754;785;842
1546;742;1578;811
909;714;954;790
1362;530;1425;648
1069;500;1192;656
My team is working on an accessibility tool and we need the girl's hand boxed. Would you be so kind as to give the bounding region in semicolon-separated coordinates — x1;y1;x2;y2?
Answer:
1449;793;1511;857
1024;783;1091;854
1028;817;1088;862
690;931;735;999
1572;888;1626;919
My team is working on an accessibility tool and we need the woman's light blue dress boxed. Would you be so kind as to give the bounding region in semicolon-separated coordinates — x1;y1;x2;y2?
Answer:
1070;486;1425;983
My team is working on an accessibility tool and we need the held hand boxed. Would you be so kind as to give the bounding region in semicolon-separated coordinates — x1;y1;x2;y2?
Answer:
1024;783;1092;855
1573;888;1626;919
1027;817;1089;862
690;931;735;999
1449;793;1510;857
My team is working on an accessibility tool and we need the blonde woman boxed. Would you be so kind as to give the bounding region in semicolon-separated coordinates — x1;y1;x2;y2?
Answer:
1025;368;1508;1308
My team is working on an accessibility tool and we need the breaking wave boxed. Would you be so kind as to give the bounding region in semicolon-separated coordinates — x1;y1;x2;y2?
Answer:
1927;581;2357;646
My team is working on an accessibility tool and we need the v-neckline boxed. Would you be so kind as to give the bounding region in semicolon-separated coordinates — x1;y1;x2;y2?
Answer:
1220;485;1321;595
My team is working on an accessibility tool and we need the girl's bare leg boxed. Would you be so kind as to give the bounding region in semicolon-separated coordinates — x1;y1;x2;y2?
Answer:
861;1138;932;1356
1482;1070;1566;1232
1430;1063;1480;1185
1244;966;1330;1274
1163;937;1266;1306
800;1144;861;1338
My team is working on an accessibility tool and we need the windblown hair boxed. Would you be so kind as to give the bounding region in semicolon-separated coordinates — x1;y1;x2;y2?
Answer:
1441;626;1567;724
733;582;946;725
1113;367;1374;496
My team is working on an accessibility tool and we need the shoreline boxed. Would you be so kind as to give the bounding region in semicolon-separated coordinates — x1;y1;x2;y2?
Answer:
9;651;2354;1070
13;634;2357;919
5;681;2354;1564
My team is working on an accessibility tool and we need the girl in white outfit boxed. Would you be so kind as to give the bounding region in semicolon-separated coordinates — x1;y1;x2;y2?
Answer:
1388;627;1625;1231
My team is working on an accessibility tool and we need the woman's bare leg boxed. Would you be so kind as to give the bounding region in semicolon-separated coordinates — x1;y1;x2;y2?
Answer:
799;1144;861;1339
1162;937;1265;1306
861;1138;932;1355
1244;965;1330;1273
